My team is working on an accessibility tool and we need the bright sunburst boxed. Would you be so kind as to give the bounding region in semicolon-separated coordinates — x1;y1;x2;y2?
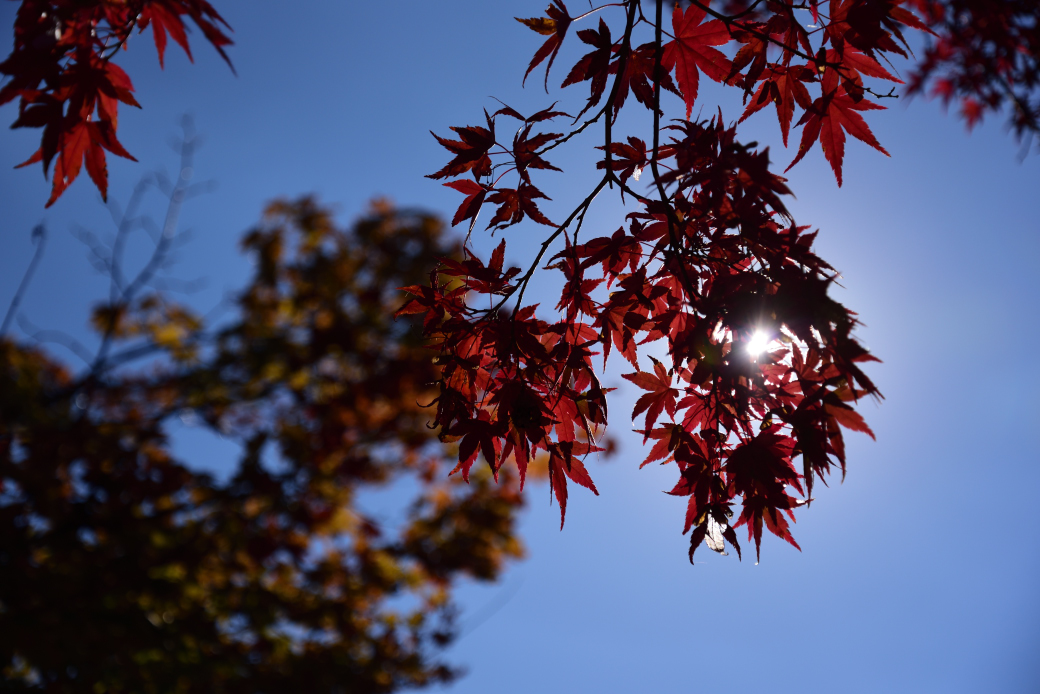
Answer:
747;330;771;358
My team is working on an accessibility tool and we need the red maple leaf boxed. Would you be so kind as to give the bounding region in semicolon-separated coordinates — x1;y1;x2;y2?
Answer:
142;2;194;68
728;11;793;88
739;64;815;146
485;183;554;229
138;0;234;70
623;357;680;433
575;225;643;279
596;136;647;188
824;400;876;440
831;45;902;84
560;18;613;120
438;239;520;295
427;114;497;180
553;246;603;321
47;121;91;206
728;21;770;88
516;0;573;90
510;123;562;183
453;416;500;482
726;432;806;559
27;117;137;207
663;2;734;119
826;0;913;59
785;80;889;186
547;441;599;528
443;178;489;228
612;43;681;119
493;102;571;124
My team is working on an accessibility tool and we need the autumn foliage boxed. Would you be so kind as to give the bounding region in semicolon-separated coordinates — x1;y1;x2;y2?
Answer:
0;196;524;691
907;0;1040;138
2;0;1039;689
1;0;232;206
406;0;1039;563
3;0;1039;567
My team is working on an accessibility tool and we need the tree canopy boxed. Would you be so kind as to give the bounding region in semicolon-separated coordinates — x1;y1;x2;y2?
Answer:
1;187;525;691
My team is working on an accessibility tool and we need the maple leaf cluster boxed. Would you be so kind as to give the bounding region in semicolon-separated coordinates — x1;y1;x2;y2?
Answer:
514;0;924;187
906;0;1040;141
397;237;608;527
0;0;232;206
410;0;956;563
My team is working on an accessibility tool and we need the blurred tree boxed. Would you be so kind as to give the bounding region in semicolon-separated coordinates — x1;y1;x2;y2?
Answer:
0;142;525;691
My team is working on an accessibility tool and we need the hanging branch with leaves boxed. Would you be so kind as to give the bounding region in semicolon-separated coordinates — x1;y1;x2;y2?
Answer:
0;0;232;206
398;0;950;563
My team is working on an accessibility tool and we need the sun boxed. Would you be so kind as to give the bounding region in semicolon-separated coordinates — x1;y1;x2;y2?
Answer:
747;330;771;358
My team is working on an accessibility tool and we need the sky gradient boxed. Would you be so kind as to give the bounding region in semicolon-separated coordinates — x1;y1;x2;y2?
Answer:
2;2;1038;692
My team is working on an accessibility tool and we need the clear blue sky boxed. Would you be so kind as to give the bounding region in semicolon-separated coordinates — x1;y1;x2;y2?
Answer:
2;2;1038;692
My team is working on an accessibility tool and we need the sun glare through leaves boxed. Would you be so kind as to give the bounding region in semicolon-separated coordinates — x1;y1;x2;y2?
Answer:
746;330;771;358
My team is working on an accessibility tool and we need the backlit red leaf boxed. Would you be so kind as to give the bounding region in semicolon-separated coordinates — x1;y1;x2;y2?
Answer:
663;2;734;119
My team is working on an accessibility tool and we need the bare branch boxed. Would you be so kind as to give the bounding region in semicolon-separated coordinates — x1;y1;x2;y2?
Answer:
90;117;202;378
16;315;94;365
1;224;48;338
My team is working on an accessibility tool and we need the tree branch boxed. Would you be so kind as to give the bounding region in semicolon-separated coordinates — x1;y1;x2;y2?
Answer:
1;224;47;338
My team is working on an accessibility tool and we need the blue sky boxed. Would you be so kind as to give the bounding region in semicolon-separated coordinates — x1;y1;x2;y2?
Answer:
2;2;1038;692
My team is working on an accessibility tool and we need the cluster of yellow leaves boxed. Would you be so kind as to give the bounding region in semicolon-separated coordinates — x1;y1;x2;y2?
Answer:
0;199;526;692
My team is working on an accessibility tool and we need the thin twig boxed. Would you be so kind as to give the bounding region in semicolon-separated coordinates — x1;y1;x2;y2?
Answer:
507;176;610;315
90;120;198;376
108;176;154;299
16;316;94;365
1;224;48;338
